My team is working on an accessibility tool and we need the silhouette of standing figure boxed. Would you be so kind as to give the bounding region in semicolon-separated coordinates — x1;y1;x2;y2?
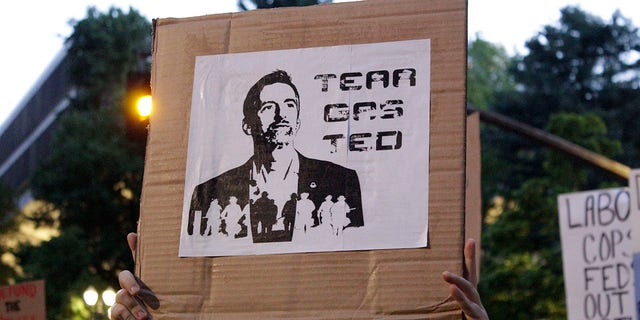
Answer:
203;198;222;236
317;195;333;226
330;195;350;236
222;196;242;238
253;191;285;242
264;199;277;234
296;192;315;233
282;193;297;234
253;192;270;235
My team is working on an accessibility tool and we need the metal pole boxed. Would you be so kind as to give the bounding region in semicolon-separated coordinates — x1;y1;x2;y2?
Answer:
467;106;631;180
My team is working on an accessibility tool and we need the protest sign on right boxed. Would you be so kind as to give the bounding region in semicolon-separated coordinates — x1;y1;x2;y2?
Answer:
629;169;640;319
558;188;636;320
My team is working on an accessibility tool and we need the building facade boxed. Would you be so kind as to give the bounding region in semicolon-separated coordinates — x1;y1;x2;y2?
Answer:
0;48;73;205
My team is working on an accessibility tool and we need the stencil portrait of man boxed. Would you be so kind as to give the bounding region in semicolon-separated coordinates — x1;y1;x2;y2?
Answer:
187;70;363;243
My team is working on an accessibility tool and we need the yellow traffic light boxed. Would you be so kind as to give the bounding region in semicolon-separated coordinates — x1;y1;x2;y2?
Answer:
136;95;152;118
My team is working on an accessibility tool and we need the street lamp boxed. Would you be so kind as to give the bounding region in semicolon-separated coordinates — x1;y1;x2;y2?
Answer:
83;286;98;306
83;286;117;319
102;287;117;318
136;95;152;119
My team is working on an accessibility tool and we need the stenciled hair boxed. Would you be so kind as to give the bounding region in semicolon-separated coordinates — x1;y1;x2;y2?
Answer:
242;70;300;127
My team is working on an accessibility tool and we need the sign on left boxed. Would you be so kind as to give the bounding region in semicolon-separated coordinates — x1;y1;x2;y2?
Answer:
0;280;45;320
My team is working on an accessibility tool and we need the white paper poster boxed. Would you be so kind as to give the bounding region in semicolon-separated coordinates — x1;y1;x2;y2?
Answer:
629;169;640;319
558;188;636;320
178;39;431;257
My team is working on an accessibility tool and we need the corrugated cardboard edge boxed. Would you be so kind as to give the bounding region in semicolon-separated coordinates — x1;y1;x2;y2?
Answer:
138;0;468;319
465;111;482;281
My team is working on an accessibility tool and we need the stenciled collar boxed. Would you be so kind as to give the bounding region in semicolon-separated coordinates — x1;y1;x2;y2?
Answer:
251;148;300;184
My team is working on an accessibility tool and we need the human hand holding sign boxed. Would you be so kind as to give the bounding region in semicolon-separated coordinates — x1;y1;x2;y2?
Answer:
111;234;487;319
441;238;489;320
111;233;159;320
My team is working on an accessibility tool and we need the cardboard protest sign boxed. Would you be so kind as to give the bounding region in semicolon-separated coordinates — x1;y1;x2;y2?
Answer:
180;39;430;257
630;169;640;319
558;188;636;320
0;280;46;320
137;0;468;318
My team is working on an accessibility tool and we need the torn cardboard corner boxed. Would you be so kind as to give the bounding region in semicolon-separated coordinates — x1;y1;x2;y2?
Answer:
137;0;469;319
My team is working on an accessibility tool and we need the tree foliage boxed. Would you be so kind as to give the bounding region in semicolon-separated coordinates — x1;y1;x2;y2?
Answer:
467;36;515;110
14;7;151;319
478;6;638;319
66;7;151;110
489;7;640;187
480;113;621;319
28;108;143;283
18;228;92;319
0;183;19;283
467;38;520;211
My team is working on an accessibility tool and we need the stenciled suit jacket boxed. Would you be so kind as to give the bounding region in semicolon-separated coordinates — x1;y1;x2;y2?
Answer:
187;151;363;239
